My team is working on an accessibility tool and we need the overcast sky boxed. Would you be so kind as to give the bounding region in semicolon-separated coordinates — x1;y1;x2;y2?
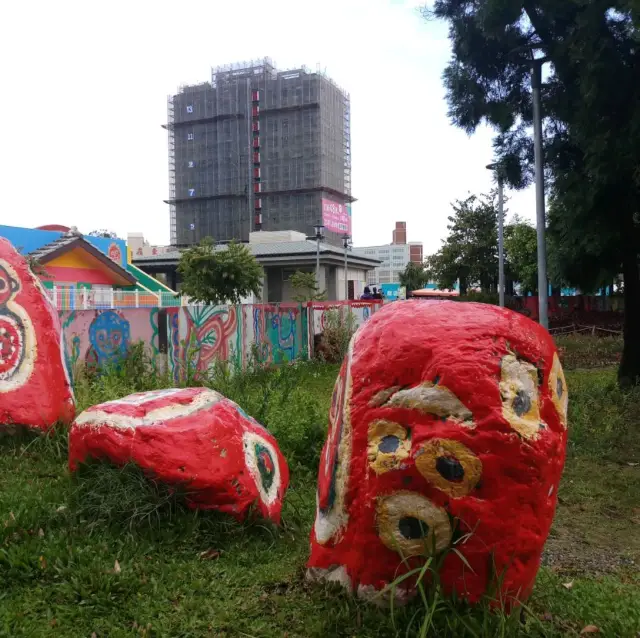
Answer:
0;0;535;256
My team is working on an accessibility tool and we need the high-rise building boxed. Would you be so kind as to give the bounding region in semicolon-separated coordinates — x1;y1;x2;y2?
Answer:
165;58;353;247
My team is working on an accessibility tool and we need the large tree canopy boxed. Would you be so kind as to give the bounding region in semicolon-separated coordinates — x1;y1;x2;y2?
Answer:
425;192;498;294
429;0;640;385
425;193;539;295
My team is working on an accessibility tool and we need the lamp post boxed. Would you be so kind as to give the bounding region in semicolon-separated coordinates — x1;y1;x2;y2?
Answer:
312;223;325;289
342;233;352;300
486;163;505;308
532;56;549;329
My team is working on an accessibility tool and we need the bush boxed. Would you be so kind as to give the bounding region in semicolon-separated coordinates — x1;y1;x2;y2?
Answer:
316;308;357;363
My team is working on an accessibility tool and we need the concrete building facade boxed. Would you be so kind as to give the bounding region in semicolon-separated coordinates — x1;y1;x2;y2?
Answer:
359;222;424;287
133;230;378;303
165;58;353;248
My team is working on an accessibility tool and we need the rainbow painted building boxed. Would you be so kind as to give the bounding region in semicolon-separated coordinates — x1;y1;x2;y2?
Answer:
0;224;175;302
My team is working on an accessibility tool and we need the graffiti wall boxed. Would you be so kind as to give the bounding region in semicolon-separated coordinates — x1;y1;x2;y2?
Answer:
60;302;383;380
61;309;159;379
309;301;381;336
166;304;308;382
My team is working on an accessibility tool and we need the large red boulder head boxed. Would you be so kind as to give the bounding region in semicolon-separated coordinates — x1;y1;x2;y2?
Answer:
307;300;568;605
69;387;290;524
0;238;74;430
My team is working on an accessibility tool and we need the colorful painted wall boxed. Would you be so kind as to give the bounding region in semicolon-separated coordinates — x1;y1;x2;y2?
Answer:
61;309;160;379
166;304;308;382
60;305;312;381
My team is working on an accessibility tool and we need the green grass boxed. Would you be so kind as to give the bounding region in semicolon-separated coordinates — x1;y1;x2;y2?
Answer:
1;359;639;637
555;334;622;370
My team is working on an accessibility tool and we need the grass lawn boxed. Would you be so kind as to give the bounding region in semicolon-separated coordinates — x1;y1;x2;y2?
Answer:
1;357;639;637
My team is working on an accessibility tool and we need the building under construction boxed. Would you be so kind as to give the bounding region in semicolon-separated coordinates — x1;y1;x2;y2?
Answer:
165;58;353;247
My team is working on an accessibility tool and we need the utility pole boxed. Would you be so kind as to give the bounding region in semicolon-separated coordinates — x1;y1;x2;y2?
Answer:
312;224;324;290
486;163;505;307
532;57;549;329
342;233;351;300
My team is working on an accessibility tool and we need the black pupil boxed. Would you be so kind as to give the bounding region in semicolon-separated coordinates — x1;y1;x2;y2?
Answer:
379;435;400;453
398;516;429;540
557;377;563;398
436;456;465;482
512;390;531;416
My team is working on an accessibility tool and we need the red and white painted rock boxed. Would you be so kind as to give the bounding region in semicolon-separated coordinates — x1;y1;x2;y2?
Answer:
0;238;75;430
307;300;568;606
69;387;289;523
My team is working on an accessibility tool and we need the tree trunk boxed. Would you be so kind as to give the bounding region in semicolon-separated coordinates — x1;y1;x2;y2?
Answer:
618;222;640;387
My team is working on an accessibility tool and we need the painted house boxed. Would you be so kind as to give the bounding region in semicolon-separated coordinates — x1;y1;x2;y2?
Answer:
0;224;176;307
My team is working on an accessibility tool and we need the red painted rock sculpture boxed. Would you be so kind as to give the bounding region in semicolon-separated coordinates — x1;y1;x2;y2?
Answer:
0;238;75;430
69;387;289;523
307;300;568;606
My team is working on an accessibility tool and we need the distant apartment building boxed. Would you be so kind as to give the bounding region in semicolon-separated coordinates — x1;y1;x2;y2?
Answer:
165;58;353;248
359;222;423;287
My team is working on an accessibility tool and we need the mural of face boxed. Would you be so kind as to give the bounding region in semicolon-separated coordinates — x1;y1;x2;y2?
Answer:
87;310;130;366
307;300;568;606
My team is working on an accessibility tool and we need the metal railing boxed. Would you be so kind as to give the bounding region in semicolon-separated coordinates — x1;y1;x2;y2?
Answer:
48;287;184;311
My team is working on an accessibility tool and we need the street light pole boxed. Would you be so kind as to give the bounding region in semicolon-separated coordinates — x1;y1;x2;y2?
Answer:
486;163;505;307
312;223;325;290
532;57;549;329
342;233;351;300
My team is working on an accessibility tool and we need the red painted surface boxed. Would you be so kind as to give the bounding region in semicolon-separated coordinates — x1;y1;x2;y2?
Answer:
35;224;70;232
69;387;290;524
307;300;568;606
0;238;75;430
42;266;118;285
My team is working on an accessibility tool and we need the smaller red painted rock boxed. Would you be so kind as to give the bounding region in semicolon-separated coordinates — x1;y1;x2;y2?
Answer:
68;387;289;523
0;238;75;430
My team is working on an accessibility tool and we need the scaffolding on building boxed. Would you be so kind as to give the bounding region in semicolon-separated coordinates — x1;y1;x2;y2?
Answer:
164;58;354;246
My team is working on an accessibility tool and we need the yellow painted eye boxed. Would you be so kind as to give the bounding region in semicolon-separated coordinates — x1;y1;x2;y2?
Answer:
367;420;411;474
415;439;482;498
377;491;452;558
500;354;544;439
548;352;568;427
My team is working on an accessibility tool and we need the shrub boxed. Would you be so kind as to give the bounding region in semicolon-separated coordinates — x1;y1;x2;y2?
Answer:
316;308;357;364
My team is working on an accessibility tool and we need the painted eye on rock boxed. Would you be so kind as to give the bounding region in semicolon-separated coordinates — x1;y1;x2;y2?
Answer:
377;491;452;557
500;354;545;439
415;439;482;497
367;420;410;474
243;431;281;506
548;353;568;427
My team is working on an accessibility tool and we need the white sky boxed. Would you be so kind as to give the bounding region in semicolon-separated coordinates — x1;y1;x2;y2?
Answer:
0;0;535;256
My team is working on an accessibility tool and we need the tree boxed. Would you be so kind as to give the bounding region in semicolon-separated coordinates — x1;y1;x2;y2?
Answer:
289;271;326;302
177;238;263;305
88;229;119;239
504;217;538;295
428;1;640;385
399;261;429;294
424;193;499;294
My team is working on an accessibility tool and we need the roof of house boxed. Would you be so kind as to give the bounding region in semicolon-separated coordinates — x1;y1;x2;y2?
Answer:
133;241;381;267
29;234;136;285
